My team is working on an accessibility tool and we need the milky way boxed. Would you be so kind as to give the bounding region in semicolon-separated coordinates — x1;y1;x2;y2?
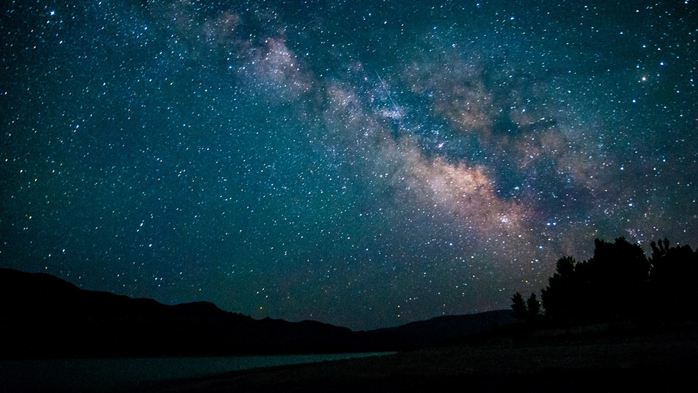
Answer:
1;0;696;329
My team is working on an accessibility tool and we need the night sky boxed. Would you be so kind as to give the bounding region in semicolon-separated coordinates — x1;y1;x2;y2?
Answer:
1;0;696;330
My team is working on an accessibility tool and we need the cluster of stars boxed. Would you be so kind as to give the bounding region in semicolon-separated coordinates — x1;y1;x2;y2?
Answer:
0;0;696;330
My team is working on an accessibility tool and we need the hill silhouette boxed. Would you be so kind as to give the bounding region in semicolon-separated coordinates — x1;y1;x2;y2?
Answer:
0;268;514;357
0;268;356;357
357;311;515;350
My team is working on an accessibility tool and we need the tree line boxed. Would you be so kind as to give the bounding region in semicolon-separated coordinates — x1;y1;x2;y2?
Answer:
512;237;698;325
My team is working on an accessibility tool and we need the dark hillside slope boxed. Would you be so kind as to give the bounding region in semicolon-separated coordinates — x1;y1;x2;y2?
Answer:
0;268;356;357
358;310;516;350
0;268;514;357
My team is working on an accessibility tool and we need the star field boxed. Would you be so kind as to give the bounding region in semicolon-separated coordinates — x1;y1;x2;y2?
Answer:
1;0;696;330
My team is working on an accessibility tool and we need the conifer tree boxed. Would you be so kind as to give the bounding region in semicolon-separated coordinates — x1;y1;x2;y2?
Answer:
511;292;528;321
527;293;541;323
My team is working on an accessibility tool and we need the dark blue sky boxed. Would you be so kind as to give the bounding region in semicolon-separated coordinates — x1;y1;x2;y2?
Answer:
1;0;696;330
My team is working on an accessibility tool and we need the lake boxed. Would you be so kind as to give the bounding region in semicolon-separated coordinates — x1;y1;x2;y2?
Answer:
0;352;394;392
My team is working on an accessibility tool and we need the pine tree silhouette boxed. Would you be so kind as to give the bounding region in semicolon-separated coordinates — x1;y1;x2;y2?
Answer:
511;292;527;321
527;293;541;324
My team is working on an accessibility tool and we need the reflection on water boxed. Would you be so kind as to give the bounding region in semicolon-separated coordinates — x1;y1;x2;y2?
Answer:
1;352;394;392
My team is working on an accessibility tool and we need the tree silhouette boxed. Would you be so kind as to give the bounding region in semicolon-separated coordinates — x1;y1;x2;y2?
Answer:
511;292;527;321
649;238;698;321
540;238;655;325
526;293;541;324
541;257;577;323
586;237;649;320
511;292;542;324
535;237;698;326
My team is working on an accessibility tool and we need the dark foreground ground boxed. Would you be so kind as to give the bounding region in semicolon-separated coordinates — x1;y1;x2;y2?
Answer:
139;324;698;393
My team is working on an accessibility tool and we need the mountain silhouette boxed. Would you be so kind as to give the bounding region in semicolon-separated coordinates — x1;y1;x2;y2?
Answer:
357;311;516;351
0;268;357;357
0;268;514;357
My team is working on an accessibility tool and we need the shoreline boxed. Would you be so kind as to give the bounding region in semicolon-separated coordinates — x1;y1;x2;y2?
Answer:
138;326;698;392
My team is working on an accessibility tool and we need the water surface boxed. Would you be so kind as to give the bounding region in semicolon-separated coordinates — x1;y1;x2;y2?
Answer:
1;352;394;392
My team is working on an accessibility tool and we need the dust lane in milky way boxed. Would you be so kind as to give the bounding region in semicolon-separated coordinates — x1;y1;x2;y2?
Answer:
1;0;696;329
